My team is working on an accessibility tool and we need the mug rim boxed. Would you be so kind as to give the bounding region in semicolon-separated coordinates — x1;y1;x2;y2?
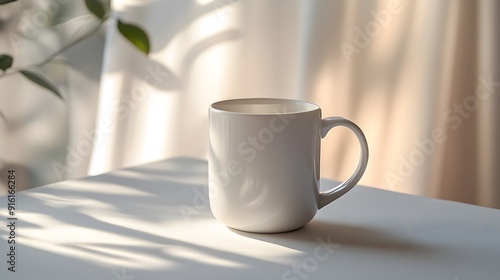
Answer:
210;98;320;115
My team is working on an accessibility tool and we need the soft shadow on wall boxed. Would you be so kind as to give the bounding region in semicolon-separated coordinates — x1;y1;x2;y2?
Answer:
0;1;106;193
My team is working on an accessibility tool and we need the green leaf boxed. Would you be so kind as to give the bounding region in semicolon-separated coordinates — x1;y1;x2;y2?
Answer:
117;20;150;55
0;0;18;5
20;70;63;99
84;0;108;19
0;55;13;71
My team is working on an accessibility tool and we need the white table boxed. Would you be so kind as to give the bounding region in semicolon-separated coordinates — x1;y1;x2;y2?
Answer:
1;158;499;280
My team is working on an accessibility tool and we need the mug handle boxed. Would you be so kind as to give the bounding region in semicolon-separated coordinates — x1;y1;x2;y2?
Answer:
317;117;369;209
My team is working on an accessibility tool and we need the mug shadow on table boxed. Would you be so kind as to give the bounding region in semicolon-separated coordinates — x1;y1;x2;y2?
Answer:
231;219;434;254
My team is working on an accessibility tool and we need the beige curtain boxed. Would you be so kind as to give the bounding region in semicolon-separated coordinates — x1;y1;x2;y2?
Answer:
2;0;499;208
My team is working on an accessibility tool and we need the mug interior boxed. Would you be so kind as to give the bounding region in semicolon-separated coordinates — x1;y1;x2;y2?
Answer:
211;98;319;114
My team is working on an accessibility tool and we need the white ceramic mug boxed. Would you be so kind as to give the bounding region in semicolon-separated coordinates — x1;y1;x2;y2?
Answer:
208;98;368;233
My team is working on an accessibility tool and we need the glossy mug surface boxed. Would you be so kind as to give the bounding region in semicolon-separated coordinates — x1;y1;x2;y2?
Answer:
208;98;368;233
